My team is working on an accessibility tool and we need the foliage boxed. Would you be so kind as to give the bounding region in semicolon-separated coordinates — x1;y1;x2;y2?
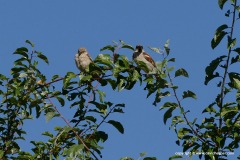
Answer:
1;1;240;160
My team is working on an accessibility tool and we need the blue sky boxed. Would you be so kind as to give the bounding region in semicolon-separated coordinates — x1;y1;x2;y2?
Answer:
0;1;239;160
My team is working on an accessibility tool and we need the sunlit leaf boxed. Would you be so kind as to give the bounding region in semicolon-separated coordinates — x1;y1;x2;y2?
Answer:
211;24;228;49
63;144;84;157
94;54;113;68
148;47;161;54
97;90;106;103
80;75;92;82
177;128;192;139
46;112;56;122
164;39;170;55
227;36;236;49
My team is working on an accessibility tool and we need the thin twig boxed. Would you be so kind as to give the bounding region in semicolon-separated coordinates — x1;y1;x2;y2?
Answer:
46;96;99;160
167;72;215;147
219;0;237;129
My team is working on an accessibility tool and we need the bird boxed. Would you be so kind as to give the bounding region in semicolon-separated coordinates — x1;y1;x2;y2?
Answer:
132;45;157;73
75;48;93;72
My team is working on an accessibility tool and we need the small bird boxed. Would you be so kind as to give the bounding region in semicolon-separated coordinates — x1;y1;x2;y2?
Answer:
75;48;93;72
132;45;157;73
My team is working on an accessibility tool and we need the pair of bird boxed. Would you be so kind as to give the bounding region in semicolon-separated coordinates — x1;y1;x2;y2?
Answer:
75;45;156;74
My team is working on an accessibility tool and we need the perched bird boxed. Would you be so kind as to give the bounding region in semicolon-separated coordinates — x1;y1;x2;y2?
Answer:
132;45;157;73
75;48;93;72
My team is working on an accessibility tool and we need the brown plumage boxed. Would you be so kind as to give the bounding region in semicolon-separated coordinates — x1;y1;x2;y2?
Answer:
75;48;93;72
133;45;156;73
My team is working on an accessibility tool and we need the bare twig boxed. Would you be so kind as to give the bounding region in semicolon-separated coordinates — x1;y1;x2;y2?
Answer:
46;96;99;160
219;0;237;129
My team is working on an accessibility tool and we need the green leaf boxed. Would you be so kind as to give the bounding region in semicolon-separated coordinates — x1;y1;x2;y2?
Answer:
85;116;97;123
233;48;240;55
107;120;124;134
42;131;54;138
143;157;157;160
0;150;4;158
117;55;130;68
233;77;240;90
94;54;113;67
63;144;84;157
106;78;117;90
228;37;236;49
19;73;28;78
205;56;226;85
95;131;108;142
120;157;134;160
80;75;92;82
177;128;192;139
169;155;183;160
25;40;34;47
122;44;134;51
56;96;65;106
228;72;240;89
175;68;189;78
160;102;178;109
163;107;175;124
168;58;175;62
136;61;150;73
118;78;125;92
64;72;77;88
182;90;197;100
148;47;161;54
231;55;240;64
100;45;115;52
202;102;217;113
164;39;170;55
221;106;238;117
211;25;228;49
52;74;60;81
140;152;147;157
14;47;29;58
36;52;49;64
132;69;141;81
218;0;228;9
97;90;106;103
46;112;56;122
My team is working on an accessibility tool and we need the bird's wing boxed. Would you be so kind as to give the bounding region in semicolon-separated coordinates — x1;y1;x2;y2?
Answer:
143;52;156;67
87;52;93;62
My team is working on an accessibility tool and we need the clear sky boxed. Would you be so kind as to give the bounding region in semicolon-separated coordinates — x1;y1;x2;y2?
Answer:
0;1;239;160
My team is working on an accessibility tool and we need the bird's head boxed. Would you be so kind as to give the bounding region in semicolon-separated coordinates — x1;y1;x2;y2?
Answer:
135;45;143;52
78;48;87;54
